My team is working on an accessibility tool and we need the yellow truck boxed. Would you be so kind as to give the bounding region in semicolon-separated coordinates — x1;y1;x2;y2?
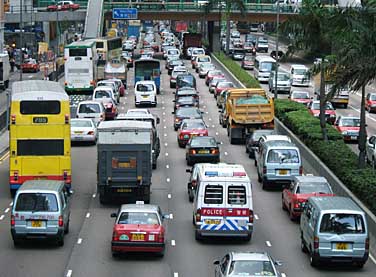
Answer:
220;88;275;144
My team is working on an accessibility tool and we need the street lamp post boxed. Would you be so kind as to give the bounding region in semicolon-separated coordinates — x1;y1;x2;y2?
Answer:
273;1;280;99
55;9;59;82
19;0;23;81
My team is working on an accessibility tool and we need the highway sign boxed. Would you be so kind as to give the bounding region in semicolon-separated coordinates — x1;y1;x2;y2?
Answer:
112;8;138;20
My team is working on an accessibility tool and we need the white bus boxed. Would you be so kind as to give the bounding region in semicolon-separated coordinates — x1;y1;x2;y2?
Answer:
254;56;276;83
64;40;98;94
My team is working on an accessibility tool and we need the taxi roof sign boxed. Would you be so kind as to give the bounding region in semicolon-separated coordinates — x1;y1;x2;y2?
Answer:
135;201;144;205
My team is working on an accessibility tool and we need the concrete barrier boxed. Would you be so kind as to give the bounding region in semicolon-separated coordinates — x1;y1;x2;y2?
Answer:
211;52;376;258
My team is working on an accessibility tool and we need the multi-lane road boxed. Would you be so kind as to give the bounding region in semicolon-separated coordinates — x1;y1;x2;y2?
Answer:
0;38;375;277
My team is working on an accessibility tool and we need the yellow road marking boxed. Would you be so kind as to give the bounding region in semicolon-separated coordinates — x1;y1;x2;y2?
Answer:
0;151;10;162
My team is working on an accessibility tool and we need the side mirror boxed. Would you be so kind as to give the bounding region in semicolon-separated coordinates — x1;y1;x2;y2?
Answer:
162;214;170;220
172;92;176;94
171;111;175;114
186;168;192;173
110;213;117;218
156;117;160;124
172;100;176;102
288;96;290;99
274;260;283;266
213;260;220;265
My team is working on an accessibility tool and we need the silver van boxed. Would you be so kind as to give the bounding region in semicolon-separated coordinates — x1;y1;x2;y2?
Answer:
300;196;369;268
11;180;71;247
256;140;302;189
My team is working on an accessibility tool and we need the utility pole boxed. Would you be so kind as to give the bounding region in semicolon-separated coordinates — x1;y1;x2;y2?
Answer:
273;1;280;99
56;9;59;81
0;0;4;53
20;0;23;81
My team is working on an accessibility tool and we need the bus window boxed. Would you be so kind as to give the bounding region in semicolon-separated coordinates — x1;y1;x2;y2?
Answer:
17;139;64;156
20;101;60;114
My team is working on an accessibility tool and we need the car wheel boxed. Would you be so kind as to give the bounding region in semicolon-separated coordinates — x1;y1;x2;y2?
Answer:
57;235;64;247
13;239;21;247
195;230;202;241
64;219;70;234
112;251;120;258
257;170;262;182
300;237;308;253
355;262;365;268
282;196;287;211
310;252;319;267
262;179;268;190
188;191;194;202
289;206;296;221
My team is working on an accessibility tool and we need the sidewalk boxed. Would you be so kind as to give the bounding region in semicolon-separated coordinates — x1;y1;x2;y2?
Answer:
0;129;9;156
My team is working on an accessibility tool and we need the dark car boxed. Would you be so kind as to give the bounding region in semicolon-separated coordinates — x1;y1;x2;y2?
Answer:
241;55;255;70
173;96;199;112
245;34;257;46
172;107;203;131
185;136;220;166
232;48;246;61
245;129;275;158
176;73;196;91
167;59;185;75
243;41;256;55
174;87;199;104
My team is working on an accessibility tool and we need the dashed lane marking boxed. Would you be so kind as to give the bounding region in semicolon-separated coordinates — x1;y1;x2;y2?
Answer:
86;212;91;218
163;112;166;115
169;213;174;219
224;152;228;156
212;125;215;128
164;126;167;129
254;214;259;220
171;240;176;246
266;241;272;247
166;178;170;183
66;270;73;277
164;133;167;137
165;153;169;157
174;273;179;277
349;105;376;123
0;215;4;221
215;132;219;135
167;193;172;199
209;118;212;121
164;143;168;146
9;202;13;206
281;273;287;277
4;208;9;213
77;238;83;244
166;165;170;169
370;254;376;265
92;193;96;198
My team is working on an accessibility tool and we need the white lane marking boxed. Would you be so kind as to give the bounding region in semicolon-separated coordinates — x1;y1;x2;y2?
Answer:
0;215;4;220
9;202;13;206
349;105;376;123
254;214;259;220
121;106;125;110
28;75;33;79
209;118;212;121
166;178;170;183
4;208;9;213
281;273;287;277
163;119;166;122
163;112;166;115
66;270;73;277
216;132;219;135
162;101;165;104
205;111;209;114
162;106;165;110
224;152;228;156
165;152;169;157
203;105;206;108
92;193;96;198
77;238;83;244
164;142;168;146
171;240;176;246
167;193;172;199
166;165;170;169
169;213;174;219
212;125;215;128
164;133;167;137
266;241;272;247
174;273;179;277
86;212;91;218
370;254;376;264
164;126;167;129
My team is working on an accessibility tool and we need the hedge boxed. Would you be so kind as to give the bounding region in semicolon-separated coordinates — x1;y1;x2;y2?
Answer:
213;52;261;88
275;100;376;214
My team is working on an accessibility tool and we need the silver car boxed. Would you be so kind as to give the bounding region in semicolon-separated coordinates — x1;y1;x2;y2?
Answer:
71;118;97;144
214;252;282;276
198;63;216;78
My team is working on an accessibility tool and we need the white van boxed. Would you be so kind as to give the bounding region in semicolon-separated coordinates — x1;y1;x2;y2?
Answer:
191;163;254;241
0;53;10;90
92;86;117;104
254;56;276;83
290;64;310;86
134;80;157;107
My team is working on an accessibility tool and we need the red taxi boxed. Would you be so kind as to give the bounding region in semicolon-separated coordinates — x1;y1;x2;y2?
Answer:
289;90;312;106
214;81;235;98
307;100;336;124
21;58;39;73
177;119;208;148
47;1;80;11
282;175;334;220
101;98;118;120
366;93;376;113
111;203;168;257
334;116;362;142
205;70;225;86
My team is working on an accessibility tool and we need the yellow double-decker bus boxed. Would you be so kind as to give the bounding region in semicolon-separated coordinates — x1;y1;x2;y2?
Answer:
9;80;71;196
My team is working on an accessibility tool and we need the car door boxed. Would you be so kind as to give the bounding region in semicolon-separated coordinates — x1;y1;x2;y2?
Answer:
366;136;376;161
215;254;230;277
283;182;294;209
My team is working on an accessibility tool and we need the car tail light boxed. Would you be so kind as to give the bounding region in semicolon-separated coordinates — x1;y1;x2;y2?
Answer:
262;166;266;174
294;202;300;209
112;230;119;241
175;118;179;122
299;166;303;175
64;81;67;85
313;236;319;249
249;210;254;223
88;131;94;135
58;216;64;227
100;114;105;120
211;149;219;154
65;114;69;124
13;171;19;181
157;232;164;243
190;149;197;155
90;80;95;86
11;114;16;124
195;209;201;222
191;180;197;188
11;215;15;226
365;238;370;251
63;170;68;180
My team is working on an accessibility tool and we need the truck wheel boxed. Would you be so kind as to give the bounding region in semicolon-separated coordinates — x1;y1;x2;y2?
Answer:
64;219;70;234
5;80;9;89
57;235;64;247
195;230;202;241
310;252;319;267
262;179;269;190
152;162;157;169
10;189;16;198
143;194;150;204
343;104;348;109
228;128;235;144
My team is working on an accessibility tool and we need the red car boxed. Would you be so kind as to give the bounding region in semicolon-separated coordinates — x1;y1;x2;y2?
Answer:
365;93;376;113
214;81;235;98
177;119;208;148
20;59;39;73
205;70;225;86
241;55;255;70
307;100;336;124
100;98;118;120
47;1;80;11
282;175;335;220
334;116;362;142
289;90;312;106
111;203;168;257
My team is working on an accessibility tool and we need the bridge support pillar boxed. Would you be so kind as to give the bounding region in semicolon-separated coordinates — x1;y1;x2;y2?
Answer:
208;21;220;53
43;22;50;45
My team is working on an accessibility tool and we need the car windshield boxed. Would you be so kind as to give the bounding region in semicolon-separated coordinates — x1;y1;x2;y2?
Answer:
260;62;274;71
178;96;194;103
198;57;210;62
370;94;376;101
252;130;275;140
218;82;234;88
341;118;360;127
277;74;290;81
118;212;159;225
267;149;299;163
320;213;365;234
137;84;154;92
292;92;309;99
172;71;187;77
258;38;268;43
15;193;58;212
79;104;100;113
311;102;333;110
297;183;332;194
71;120;93;128
177;108;201;117
171;60;183;65
209;70;222;76
190;137;217;147
244;56;254;61
94;90;111;98
168;50;179;55
229;260;276;276
294;68;307;75
183;121;205;129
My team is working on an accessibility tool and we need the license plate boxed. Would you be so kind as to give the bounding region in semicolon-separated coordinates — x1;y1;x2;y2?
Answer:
74;131;83;134
118;162;130;168
336;243;348;250
31;220;43;228
35;177;47;180
142;96;149;98
183;135;189;139
205;219;221;225
131;234;145;241
279;169;288;175
116;188;132;193
198;150;209;154
351;136;357;140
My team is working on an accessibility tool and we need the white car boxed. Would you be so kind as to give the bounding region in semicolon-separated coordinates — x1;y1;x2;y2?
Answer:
92;86;117;104
290;64;310;86
126;108;151;115
268;71;291;94
134;81;157;107
97;80;120;103
198;63;216;78
166;48;181;60
71;118;97;144
76;101;105;125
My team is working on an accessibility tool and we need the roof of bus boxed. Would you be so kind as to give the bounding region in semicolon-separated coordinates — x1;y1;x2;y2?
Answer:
65;40;96;49
98;120;152;130
255;55;276;62
11;80;69;101
93;36;122;42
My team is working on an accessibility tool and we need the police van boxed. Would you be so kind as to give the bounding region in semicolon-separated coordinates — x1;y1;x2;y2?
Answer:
191;163;254;241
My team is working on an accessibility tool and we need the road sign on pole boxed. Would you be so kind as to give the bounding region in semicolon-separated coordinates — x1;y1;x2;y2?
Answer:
112;8;138;20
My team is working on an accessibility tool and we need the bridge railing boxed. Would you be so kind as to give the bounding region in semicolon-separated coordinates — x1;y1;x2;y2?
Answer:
35;0;89;8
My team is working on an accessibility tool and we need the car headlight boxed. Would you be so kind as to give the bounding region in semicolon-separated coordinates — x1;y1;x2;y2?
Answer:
313;114;320;117
342;131;348;135
330;114;336;117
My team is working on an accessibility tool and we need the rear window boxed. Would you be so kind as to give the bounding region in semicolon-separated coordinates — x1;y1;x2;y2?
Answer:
320;213;365;234
94;90;111;98
267;149;299;163
20;101;60;115
15;193;58;212
69;48;87;57
78;103;101;113
17;139;64;156
204;185;223;204
136;84;154;92
117;212;159;225
228;186;247;205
